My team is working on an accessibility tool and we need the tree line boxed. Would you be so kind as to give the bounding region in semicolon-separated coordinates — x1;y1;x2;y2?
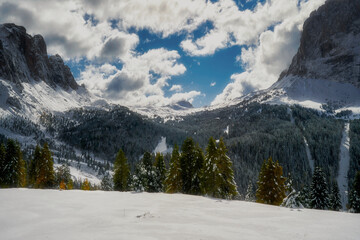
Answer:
1;136;360;213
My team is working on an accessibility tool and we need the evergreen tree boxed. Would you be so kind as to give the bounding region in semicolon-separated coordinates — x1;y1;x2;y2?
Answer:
55;164;72;189
281;189;303;209
245;181;255;202
256;157;286;205
101;173;113;191
217;138;238;199
1;140;26;187
309;167;329;210
131;152;157;192
329;181;341;211
29;145;42;187
0;143;5;186
154;153;166;192
81;178;91;190
113;150;130;191
203;137;219;197
298;184;311;208
180;138;204;195
349;171;360;213
36;143;55;188
165;144;182;193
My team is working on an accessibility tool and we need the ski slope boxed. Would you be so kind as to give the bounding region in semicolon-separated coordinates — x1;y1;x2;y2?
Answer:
337;123;351;209
0;189;359;240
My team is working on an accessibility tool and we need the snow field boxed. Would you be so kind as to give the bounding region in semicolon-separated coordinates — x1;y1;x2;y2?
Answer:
0;189;359;240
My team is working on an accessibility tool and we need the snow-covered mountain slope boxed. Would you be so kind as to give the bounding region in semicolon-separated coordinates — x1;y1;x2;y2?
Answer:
0;23;96;119
1;189;359;240
254;0;360;113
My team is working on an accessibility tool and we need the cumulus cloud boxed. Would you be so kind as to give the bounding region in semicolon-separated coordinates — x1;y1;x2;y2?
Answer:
170;85;183;92
78;48;200;107
211;0;326;105
210;82;216;87
0;0;327;107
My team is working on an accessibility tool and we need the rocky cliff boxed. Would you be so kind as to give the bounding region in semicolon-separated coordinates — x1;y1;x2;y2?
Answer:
0;23;78;91
279;0;360;86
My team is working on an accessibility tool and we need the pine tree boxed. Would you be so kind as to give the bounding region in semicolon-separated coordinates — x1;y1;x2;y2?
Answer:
309;167;329;210
180;138;204;195
55;164;72;189
0;143;5;186
36;143;55;188
203;137;219;197
101;173;113;191
1;140;26;187
131;152;156;192
165;144;182;193
217;138;238;199
349;171;360;213
256;157;286;205
298;184;311;208
281;189;303;209
113;150;130;191
329;181;341;211
29;145;42;187
81;178;91;190
245;181;255;202
154;153;166;192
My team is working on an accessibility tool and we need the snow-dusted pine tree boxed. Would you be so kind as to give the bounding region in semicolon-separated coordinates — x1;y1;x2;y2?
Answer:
309;167;329;210
0;143;5;186
329;181;341;211
180;138;204;195
349;171;360;213
281;189;303;209
298;185;311;208
256;157;286;205
101;172;113;191
217;138;238;199
203;137;219;197
165;144;182;193
154;153;166;192
113;150;130;191
131;152;157;192
245;181;255;202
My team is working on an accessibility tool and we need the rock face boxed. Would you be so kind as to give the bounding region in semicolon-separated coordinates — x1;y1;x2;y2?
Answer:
0;23;78;90
279;0;360;86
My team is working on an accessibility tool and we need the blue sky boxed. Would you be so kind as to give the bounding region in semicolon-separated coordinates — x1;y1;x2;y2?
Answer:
0;0;326;108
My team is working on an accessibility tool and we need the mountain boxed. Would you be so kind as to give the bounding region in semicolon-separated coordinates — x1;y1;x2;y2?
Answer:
266;0;360;111
1;0;360;198
0;23;92;118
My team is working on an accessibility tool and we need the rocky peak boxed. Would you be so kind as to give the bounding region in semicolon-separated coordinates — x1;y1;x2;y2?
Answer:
279;0;360;86
0;23;78;91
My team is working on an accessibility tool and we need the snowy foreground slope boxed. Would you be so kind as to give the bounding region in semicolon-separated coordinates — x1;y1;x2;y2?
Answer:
1;189;360;240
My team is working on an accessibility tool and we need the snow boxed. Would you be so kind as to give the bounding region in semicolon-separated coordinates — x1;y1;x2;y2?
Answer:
0;189;359;240
153;136;172;154
224;125;229;135
304;137;315;173
54;163;102;186
337;122;351;210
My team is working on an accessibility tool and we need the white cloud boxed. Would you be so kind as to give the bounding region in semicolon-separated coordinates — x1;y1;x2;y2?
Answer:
78;48;200;107
0;0;327;107
210;82;216;87
169;85;183;92
211;0;326;105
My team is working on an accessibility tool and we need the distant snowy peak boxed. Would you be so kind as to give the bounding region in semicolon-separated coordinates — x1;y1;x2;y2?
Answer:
168;100;194;111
